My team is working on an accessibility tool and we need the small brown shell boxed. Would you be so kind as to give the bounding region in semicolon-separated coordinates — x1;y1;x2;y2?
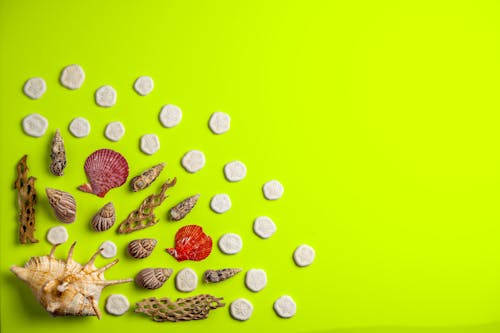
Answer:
91;202;115;232
127;238;157;259
46;188;76;223
169;194;200;221
130;162;165;192
203;268;242;283
135;268;173;289
49;129;66;176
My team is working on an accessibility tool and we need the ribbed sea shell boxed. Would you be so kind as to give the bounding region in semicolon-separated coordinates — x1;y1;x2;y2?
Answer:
135;268;173;289
130;162;165;192
46;188;76;223
91;202;115;232
128;239;157;259
169;194;200;221
49;129;66;176
10;242;132;319
166;225;212;262
203;268;242;283
78;149;129;197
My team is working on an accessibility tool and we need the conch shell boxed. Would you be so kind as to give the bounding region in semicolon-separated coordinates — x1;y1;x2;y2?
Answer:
10;242;133;319
46;188;76;223
91;202;115;232
135;268;173;289
127;238;157;259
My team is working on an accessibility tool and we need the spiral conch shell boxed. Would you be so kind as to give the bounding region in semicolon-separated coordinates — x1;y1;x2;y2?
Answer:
91;202;115;232
10;242;133;319
46;188;76;223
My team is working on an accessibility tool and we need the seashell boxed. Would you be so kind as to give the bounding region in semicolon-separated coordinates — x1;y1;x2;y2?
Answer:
49;129;66;176
169;194;200;221
14;155;38;244
127;238;157;259
91;202;115;231
130;162;165;192
78;149;129;197
10;242;133;319
203;268;242;283
135;268;173;289
166;225;212;262
46;188;76;223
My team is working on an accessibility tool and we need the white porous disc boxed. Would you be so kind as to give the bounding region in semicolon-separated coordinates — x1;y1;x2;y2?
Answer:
69;117;91;138
274;295;296;318
218;233;242;255
99;241;117;259
224;161;247;182
140;134;160;155
230;298;253;321
293;244;315;267
23;77;46;99
245;269;267;292
95;85;117;107
46;226;68;245
159;104;182;128
105;294;130;316
175;268;198;292
210;194;231;214
262;180;284;200
181;150;206;173
60;64;85;90
208;112;230;134
133;76;154;96
253;216;277;239
105;121;125;142
22;113;48;137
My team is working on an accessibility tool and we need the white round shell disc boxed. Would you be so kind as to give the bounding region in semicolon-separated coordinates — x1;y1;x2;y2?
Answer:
105;294;130;316
218;233;242;255
99;241;117;259
46;226;68;245
274;295;297;318
262;180;284;200
104;121;125;142
175;268;198;292
245;269;267;292
181;150;206;173
210;193;232;214
293;244;316;267
95;85;117;107
253;216;277;239
22;113;48;137
208;112;230;134
159;104;182;128
140;134;160;155
133;76;154;96
60;64;85;90
23;77;46;99
230;298;253;321
68;117;91;138
224;161;247;182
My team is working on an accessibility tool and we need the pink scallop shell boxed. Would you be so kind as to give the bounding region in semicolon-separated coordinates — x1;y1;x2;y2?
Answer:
166;225;212;262
78;149;129;197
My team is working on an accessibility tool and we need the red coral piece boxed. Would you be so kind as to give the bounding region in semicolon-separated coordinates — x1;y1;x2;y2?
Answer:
166;225;212;262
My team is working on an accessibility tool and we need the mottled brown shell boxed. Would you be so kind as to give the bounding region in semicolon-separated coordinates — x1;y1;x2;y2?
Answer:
91;202;115;232
14;155;38;244
46;188;76;223
135;268;173;289
130;162;165;192
169;194;200;221
49;129;66;176
127;239;157;259
203;268;242;283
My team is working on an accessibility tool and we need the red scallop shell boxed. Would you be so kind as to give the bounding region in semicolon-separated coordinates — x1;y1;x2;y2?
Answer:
166;225;212;262
78;149;129;197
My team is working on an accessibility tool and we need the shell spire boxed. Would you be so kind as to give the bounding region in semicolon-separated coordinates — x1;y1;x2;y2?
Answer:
166;225;212;262
169;194;200;221
130;162;166;192
91;202;116;232
46;188;76;223
203;268;242;283
49;129;66;176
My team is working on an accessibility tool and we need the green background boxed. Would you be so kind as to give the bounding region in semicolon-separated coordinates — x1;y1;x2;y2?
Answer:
1;1;500;332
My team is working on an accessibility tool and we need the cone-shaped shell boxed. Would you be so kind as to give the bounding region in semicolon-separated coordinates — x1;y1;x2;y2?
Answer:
169;194;200;221
128;239;157;259
91;202;115;232
49;129;66;176
203;268;242;283
130;162;165;192
166;225;212;262
46;188;76;223
135;268;173;289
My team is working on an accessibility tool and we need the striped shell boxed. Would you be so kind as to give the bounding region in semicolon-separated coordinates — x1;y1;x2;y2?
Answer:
127;239;157;259
91;202;115;232
169;194;200;221
135;268;173;289
46;188;76;223
166;225;212;262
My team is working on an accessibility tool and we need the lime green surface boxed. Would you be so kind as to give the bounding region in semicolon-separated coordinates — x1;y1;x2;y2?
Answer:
2;1;500;332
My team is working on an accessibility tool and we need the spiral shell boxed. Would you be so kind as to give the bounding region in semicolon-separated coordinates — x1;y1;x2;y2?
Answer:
46;188;76;223
130;162;165;192
127;239;157;259
49;129;66;176
91;202;115;232
135;268;173;289
203;268;242;283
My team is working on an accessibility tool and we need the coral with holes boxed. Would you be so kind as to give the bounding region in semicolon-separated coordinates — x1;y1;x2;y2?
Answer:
14;155;38;244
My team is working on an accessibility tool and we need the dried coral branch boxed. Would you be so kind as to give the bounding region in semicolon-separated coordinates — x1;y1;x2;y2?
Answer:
14;155;38;244
117;178;177;234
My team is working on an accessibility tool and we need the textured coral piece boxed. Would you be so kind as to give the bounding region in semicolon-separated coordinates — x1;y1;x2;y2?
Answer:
78;149;129;197
135;268;173;289
91;202;115;232
14;155;38;244
46;188;76;223
117;178;176;234
10;242;132;319
130;162;165;192
166;225;212;262
203;268;242;283
49;129;66;176
169;194;200;221
135;295;225;322
127;239;157;259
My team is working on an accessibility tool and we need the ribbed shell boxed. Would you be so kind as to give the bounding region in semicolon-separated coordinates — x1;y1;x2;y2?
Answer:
46;188;76;223
49;129;66;176
130;162;165;192
91;202;115;232
166;225;212;262
203;268;242;283
128;239;157;259
135;268;173;289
